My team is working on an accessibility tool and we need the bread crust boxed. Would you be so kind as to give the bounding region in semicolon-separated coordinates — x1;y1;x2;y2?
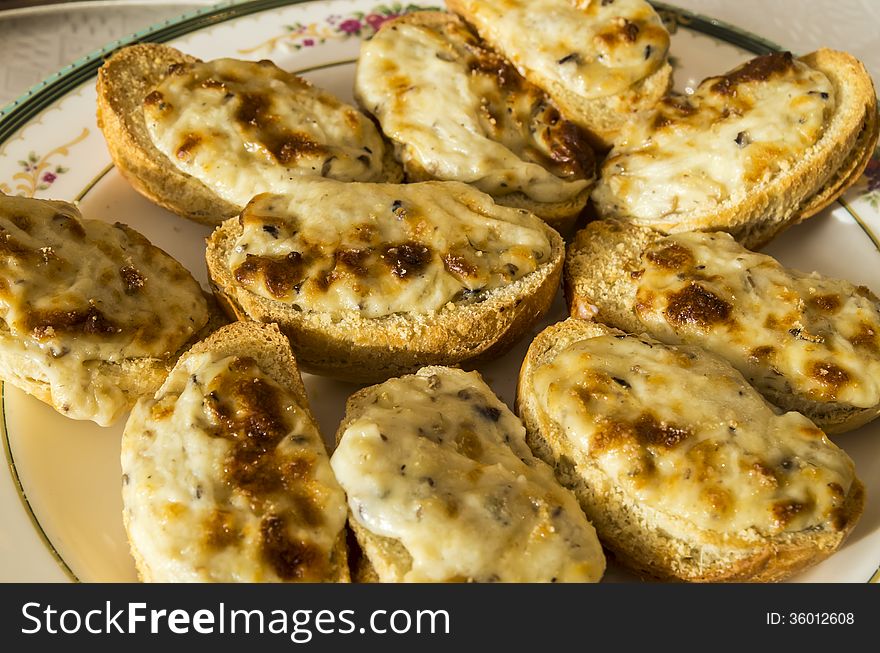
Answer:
123;321;349;583
592;49;879;249
206;191;565;383
564;219;880;434
516;318;865;582
355;11;592;233
96;43;402;225
445;0;673;149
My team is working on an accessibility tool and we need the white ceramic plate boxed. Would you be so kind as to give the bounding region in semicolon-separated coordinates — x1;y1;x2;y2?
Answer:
1;0;878;583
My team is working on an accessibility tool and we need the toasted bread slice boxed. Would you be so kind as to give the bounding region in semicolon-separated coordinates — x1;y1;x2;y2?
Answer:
446;0;673;149
0;193;226;426
592;49;879;249
122;321;349;582
517;318;864;582
330;366;605;582
355;11;595;233
206;179;564;383
565;220;880;434
96;43;403;226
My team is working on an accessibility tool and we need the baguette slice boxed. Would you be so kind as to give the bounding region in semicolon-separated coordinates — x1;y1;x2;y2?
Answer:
517;318;864;582
122;321;349;582
206;179;565;383
0;193;226;426
565;220;880;434
446;0;673;149
330;366;606;583
96;43;403;226
355;11;595;233
592;49;879;249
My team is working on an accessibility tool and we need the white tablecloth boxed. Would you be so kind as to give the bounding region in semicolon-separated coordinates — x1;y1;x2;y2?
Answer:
1;0;878;107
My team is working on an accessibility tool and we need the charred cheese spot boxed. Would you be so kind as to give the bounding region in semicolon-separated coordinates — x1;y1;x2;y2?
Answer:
204;510;240;549
335;249;370;276
546;119;596;180
235;92;326;164
175;133;202;160
748;462;779;489
356;14;594;204
143;90;166;109
665;282;732;329
454;429;484;459
645;242;694;269
711;52;796;95
27;305;121;340
595;18;640;46
592;412;690;452
770;499;808;529
748;345;776;364
455;0;668;100
808;362;851;398
382;241;432;278
260;514;326;581
331;368;605;582
119;266;145;294
849;322;878;351
443;253;479;278
10;214;30;231
234;252;305;299
634;413;691;447
808;294;841;313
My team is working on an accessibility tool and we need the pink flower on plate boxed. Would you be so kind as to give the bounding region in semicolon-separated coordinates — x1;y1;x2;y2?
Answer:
338;18;362;34
302;38;315;46
365;13;398;31
865;151;880;192
42;172;57;184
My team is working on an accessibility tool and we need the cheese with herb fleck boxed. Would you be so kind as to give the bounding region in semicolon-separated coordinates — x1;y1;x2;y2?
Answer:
331;367;605;582
227;180;553;318
144;58;389;207
531;332;858;538
122;351;347;582
0;195;207;425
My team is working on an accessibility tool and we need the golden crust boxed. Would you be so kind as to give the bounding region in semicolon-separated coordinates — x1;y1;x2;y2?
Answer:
96;43;403;226
205;197;565;384
516;318;865;582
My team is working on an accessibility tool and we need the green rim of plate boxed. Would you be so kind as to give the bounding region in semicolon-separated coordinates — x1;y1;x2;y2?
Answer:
0;0;876;584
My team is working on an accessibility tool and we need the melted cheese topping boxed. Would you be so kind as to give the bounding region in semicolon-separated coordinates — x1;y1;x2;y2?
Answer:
633;231;880;408
355;17;593;204
452;0;668;99
330;368;605;582
532;333;857;537
0;195;207;425
144;58;389;207
593;53;835;220
228;180;552;318
122;352;347;582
